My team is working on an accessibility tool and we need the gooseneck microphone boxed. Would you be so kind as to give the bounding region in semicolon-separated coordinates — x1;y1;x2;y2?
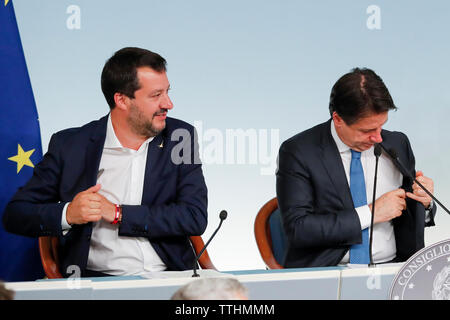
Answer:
379;144;450;215
369;144;382;266
192;210;228;277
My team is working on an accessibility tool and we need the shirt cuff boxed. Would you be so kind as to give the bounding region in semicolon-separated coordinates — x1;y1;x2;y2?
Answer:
355;205;372;230
425;199;434;223
61;202;72;231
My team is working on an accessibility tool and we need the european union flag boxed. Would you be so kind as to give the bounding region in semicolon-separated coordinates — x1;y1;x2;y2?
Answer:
0;0;44;281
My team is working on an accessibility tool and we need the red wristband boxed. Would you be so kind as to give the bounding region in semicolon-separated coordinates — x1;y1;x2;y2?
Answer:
111;204;121;225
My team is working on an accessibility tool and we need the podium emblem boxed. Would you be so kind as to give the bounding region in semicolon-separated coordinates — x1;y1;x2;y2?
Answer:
390;239;450;300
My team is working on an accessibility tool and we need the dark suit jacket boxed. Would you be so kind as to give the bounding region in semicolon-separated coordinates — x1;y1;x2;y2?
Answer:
276;119;436;268
3;115;208;277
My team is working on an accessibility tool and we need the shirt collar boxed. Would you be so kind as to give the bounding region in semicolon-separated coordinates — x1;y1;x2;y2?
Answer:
330;119;350;153
104;114;122;149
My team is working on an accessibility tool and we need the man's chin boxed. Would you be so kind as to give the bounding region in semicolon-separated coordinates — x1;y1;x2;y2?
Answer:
134;122;165;138
356;143;374;152
149;122;166;137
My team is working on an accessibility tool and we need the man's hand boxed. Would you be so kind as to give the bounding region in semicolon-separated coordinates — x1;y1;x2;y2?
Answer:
406;171;434;209
66;184;103;225
66;184;116;225
369;188;407;224
96;193;116;223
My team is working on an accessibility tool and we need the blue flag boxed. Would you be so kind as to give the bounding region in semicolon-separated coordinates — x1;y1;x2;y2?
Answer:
0;0;44;281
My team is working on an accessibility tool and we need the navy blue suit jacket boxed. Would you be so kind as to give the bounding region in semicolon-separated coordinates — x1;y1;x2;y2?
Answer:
276;119;436;268
3;115;208;277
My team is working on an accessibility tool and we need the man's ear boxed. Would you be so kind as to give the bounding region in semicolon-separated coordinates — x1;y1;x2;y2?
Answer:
113;93;130;111
332;111;344;128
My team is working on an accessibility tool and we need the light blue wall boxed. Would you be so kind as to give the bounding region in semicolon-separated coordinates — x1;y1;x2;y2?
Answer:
13;0;450;270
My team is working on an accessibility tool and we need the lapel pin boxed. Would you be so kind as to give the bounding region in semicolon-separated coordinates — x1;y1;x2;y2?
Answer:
158;141;164;148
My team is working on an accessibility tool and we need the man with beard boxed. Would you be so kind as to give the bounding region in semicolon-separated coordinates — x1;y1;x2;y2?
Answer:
3;47;208;277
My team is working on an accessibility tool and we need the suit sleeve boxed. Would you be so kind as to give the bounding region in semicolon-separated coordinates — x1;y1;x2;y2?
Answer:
118;126;208;239
276;142;362;249
3;133;66;237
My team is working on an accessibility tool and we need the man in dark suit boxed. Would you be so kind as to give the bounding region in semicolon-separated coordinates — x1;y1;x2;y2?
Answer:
276;68;436;268
3;47;208;277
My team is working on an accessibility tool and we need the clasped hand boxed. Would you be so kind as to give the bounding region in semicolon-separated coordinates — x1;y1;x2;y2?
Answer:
66;184;116;225
369;171;434;224
405;171;434;209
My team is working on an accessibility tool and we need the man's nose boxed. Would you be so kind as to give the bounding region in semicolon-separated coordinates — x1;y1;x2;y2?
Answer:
370;130;383;143
162;93;173;110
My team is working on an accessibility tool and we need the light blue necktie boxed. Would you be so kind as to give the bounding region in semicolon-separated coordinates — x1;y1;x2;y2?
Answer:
349;150;370;264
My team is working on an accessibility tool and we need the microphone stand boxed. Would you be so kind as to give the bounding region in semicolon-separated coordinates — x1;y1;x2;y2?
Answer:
369;144;382;267
192;210;228;277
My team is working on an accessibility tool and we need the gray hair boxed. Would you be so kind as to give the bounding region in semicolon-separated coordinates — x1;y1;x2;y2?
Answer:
171;277;248;300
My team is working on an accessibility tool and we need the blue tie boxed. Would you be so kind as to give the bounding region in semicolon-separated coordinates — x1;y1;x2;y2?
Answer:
349;150;370;264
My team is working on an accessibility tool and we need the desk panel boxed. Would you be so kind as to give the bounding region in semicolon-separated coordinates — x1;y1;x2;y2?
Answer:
339;264;402;300
5;265;403;300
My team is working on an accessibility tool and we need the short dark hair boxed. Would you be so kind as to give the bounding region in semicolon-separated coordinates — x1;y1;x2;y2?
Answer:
101;47;167;109
329;68;397;125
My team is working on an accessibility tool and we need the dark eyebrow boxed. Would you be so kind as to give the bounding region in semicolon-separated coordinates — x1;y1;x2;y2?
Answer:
360;128;377;133
150;85;171;95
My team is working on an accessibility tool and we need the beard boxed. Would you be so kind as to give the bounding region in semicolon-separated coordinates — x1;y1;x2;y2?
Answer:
127;103;166;138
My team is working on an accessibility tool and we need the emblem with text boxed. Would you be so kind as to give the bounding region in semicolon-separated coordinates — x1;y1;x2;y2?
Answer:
390;239;450;300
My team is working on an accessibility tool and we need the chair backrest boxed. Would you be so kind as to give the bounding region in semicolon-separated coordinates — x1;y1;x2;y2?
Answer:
38;235;216;279
38;236;63;278
254;197;288;269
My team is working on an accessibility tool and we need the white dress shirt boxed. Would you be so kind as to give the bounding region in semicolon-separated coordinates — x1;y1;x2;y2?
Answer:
62;115;166;275
330;122;401;264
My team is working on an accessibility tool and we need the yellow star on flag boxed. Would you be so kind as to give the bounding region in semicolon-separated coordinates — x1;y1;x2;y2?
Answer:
8;144;35;174
5;0;10;6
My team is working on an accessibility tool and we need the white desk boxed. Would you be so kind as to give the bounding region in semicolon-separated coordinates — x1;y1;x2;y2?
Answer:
5;264;402;300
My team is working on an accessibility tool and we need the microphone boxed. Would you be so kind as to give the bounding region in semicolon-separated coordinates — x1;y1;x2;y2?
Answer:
192;210;228;277
379;144;450;216
369;144;382;266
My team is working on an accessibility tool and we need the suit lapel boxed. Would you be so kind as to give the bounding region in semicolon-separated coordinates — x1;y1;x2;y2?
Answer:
142;132;167;205
85;116;108;187
79;115;107;237
379;131;414;189
319;120;354;207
